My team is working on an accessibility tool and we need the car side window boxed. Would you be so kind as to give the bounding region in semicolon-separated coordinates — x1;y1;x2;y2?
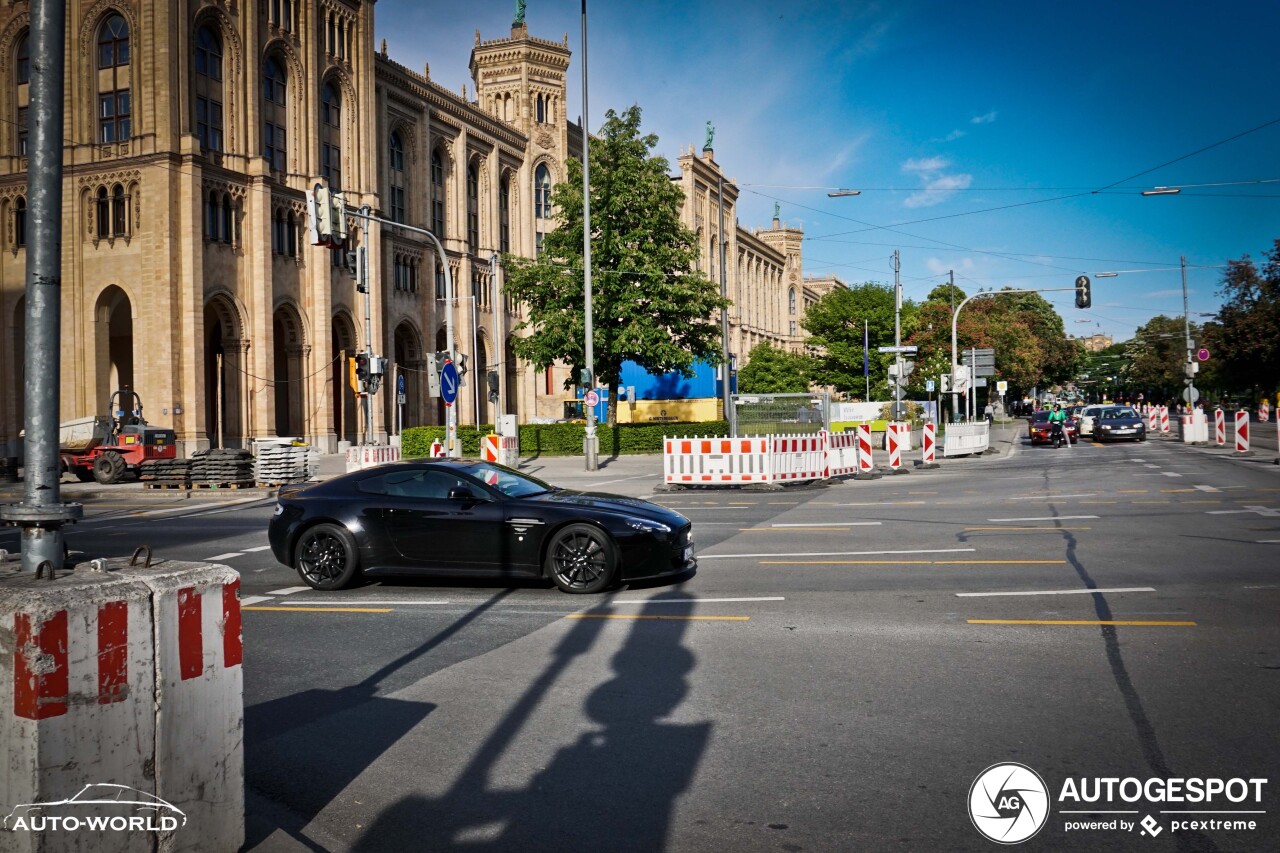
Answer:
357;470;455;499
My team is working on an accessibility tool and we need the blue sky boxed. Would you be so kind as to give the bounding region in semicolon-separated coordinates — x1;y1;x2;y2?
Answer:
376;1;1280;344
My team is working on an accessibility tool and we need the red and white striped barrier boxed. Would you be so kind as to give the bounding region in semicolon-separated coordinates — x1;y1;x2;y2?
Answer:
481;434;520;466
1214;409;1226;446
664;436;771;484
769;435;827;481
429;440;446;457
823;430;860;478
857;424;875;475
887;423;903;470
2;561;244;852
922;422;937;464
1148;408;1159;431
1235;410;1250;453
345;444;401;471
1159;406;1170;434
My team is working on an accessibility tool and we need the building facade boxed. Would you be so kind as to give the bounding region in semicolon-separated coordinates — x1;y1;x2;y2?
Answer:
0;3;810;457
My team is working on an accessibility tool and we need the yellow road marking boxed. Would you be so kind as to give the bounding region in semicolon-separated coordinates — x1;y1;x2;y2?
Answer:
1078;501;1118;505
243;606;392;613
1161;489;1196;493
767;501;800;505
1182;500;1220;504
566;614;749;622
967;619;1196;627
1131;500;1170;505
738;526;861;532
1117;490;1148;494
761;560;1068;565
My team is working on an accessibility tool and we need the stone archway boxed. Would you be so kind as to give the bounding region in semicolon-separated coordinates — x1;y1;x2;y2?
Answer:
331;313;358;444
203;294;247;447
272;303;307;437
93;285;134;407
393;320;423;431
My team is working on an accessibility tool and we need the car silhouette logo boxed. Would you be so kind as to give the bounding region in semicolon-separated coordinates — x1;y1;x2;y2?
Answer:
4;784;186;831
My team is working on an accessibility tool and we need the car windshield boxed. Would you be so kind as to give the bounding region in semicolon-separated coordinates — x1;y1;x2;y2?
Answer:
458;461;556;498
1102;408;1138;420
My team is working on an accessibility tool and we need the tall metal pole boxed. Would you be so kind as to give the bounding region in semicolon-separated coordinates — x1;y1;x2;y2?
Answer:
892;250;902;419
1;0;83;571
491;253;505;421
718;174;733;435
949;269;955;422
864;319;870;401
581;0;597;470
360;207;374;445
1181;255;1195;407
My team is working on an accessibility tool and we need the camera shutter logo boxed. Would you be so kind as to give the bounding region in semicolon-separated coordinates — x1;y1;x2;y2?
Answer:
969;763;1050;844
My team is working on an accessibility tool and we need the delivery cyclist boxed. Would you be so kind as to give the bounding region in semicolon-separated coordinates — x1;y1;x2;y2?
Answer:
1048;403;1069;445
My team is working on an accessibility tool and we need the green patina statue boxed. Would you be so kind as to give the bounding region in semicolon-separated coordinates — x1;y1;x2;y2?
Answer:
774;201;780;221
704;120;715;151
514;0;526;26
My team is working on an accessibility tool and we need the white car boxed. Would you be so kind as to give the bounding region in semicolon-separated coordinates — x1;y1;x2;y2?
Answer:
1077;405;1106;438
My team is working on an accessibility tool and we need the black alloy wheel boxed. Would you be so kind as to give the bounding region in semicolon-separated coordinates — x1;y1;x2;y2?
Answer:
547;523;617;594
294;523;360;590
92;451;127;485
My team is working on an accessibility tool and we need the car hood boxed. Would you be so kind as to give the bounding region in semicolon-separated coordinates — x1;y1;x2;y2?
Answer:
1098;418;1144;426
529;490;689;526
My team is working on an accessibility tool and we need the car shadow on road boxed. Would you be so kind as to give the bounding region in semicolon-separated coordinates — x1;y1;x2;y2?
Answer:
243;589;517;850
348;590;710;852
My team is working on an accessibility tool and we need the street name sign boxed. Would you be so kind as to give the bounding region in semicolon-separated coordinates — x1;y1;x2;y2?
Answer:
878;346;918;353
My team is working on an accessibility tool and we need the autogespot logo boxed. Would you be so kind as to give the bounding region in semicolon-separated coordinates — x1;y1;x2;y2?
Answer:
969;763;1050;844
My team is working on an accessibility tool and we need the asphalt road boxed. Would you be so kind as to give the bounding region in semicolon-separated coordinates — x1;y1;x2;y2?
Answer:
7;429;1277;852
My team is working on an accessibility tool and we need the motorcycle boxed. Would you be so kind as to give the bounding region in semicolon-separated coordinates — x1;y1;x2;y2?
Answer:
1050;421;1068;448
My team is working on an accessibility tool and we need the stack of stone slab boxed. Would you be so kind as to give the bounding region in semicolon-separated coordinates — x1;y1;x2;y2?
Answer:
190;448;256;487
253;443;319;485
140;458;196;485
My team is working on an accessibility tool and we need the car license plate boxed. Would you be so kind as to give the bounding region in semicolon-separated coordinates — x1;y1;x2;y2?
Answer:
1115;428;1132;434
683;542;695;563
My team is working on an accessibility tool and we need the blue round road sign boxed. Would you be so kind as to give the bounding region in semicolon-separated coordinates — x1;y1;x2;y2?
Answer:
440;361;459;405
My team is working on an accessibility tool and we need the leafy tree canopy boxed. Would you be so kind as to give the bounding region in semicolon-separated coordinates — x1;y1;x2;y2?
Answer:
802;283;913;399
737;343;812;394
502;105;729;425
1204;239;1280;396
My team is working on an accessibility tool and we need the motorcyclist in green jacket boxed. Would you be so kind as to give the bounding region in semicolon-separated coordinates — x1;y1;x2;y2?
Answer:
1048;404;1068;444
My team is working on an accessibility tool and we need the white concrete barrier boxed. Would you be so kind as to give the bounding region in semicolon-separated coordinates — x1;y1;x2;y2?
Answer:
345;444;401;471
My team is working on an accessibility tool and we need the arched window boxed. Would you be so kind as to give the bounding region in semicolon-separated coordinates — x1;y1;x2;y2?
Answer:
96;187;110;239
97;15;131;143
535;94;545;123
430;149;445;237
111;183;127;235
220;193;232;244
499;174;511;254
388;131;406;223
320;82;341;190
14;196;26;248
272;209;285;254
15;33;30;156
205;191;218;240
193;25;223;152
466;160;479;254
286;211;297;256
788;288;796;315
263;56;287;172
534;164;551;219
435;261;446;299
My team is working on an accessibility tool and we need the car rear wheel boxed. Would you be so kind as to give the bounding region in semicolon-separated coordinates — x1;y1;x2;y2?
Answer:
547;524;617;594
295;523;360;590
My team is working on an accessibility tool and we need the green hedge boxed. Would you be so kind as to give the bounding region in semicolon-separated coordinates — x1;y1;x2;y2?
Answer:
402;420;730;459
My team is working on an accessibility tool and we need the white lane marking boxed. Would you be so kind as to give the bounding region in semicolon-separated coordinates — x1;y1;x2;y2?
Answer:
1145;464;1161;469
574;474;657;486
1194;485;1221;493
1208;506;1280;517
206;552;243;560
267;586;311;596
242;545;273;552
1161;471;1183;478
698;547;976;560
987;515;1100;522
1257;539;1280;544
1008;494;1096;500
240;595;273;606
769;522;882;527
1244;584;1280;589
955;587;1155;598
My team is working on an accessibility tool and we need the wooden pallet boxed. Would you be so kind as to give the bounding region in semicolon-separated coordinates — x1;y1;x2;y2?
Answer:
142;482;191;490
190;482;255;490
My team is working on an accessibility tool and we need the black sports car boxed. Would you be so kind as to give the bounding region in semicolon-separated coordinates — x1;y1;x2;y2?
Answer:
268;459;695;593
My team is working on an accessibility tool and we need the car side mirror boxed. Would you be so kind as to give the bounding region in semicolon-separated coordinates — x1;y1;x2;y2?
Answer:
448;486;487;502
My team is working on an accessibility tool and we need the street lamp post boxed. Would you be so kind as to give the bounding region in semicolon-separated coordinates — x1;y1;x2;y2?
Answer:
580;0;598;471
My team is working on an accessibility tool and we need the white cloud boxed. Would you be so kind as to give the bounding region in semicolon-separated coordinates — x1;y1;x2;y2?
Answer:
943;129;967;142
901;157;973;208
971;110;998;124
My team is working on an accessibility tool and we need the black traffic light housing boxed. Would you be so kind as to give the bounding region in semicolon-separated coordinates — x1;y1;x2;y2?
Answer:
579;368;593;387
354;353;370;381
487;370;500;403
1075;275;1092;309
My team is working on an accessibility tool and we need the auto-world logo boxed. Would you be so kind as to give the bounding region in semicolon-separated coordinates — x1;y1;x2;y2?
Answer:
969;763;1050;844
3;784;186;833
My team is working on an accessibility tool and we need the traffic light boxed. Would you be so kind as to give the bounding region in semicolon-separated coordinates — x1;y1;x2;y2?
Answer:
487;370;500;403
1075;275;1092;309
348;357;363;394
455;353;468;386
307;182;333;246
579;368;593;387
332;191;348;245
354;353;370;381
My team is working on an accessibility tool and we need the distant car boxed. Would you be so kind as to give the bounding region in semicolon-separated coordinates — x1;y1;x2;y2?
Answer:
1093;406;1146;442
268;459;695;594
1078;405;1105;437
1029;410;1077;445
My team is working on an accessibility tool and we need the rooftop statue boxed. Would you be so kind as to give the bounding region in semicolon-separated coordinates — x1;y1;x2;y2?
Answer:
514;0;527;26
704;120;715;151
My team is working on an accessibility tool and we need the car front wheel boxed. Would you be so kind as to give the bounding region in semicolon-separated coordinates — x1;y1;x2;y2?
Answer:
547;523;617;594
294;523;360;590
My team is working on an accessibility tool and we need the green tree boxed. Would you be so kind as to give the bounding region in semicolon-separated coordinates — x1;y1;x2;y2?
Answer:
1206;239;1280;398
1125;315;1193;401
737;343;812;393
502;105;729;426
802;283;909;399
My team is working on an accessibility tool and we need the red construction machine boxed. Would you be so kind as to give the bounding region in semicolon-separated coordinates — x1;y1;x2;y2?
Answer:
59;388;177;484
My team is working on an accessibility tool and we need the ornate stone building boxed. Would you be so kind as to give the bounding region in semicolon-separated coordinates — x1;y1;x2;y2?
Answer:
0;3;810;457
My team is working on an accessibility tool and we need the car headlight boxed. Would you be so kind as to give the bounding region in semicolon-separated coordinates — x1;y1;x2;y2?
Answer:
1100;424;1112;430
273;504;285;516
625;519;672;534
